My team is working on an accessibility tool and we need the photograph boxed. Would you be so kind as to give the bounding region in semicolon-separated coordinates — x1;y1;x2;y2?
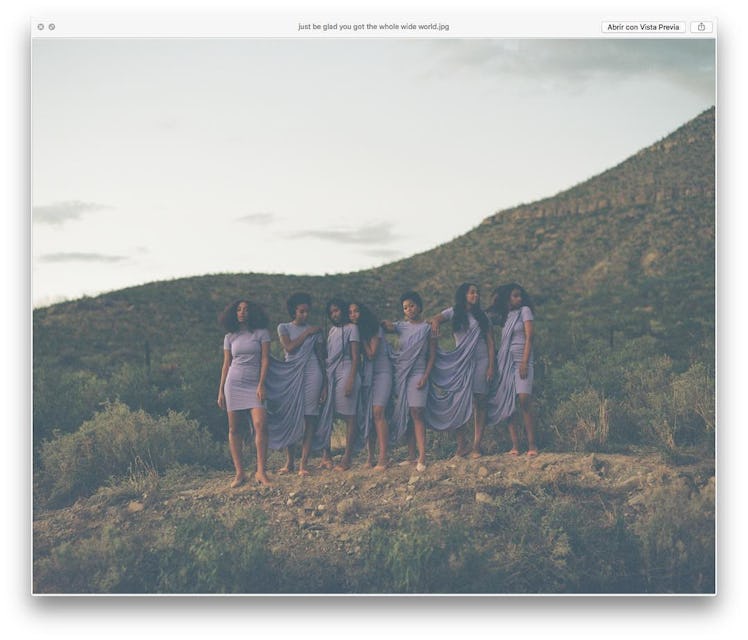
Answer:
31;33;715;595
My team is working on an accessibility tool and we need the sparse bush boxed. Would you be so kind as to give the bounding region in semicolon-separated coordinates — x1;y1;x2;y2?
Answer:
551;388;610;451
34;507;274;593
633;478;715;593
36;402;225;507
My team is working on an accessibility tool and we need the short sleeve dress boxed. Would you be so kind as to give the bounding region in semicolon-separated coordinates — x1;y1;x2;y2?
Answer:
506;306;534;395
223;328;271;410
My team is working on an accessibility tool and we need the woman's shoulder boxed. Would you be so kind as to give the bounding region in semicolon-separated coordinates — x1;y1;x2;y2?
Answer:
520;305;534;320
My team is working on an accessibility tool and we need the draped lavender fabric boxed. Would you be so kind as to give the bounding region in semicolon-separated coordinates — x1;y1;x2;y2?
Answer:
313;324;360;451
487;310;523;425
389;321;431;443
355;327;393;451
426;320;483;431
264;334;319;450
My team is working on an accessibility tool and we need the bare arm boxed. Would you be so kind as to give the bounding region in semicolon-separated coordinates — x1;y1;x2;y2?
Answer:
486;326;496;382
257;341;270;400
362;334;379;360
429;311;448;337
418;335;438;389
345;340;359;396
217;349;232;409
278;325;321;354
519;320;533;379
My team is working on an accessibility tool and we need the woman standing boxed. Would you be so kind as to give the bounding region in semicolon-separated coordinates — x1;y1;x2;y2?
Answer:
487;283;537;457
217;299;272;487
316;297;360;471
382;291;436;472
349;301;392;471
429;282;495;458
274;292;327;477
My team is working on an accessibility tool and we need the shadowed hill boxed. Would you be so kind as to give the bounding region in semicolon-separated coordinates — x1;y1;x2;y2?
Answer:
33;108;715;446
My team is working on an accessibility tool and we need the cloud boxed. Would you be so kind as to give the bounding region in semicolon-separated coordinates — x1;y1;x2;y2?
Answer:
33;201;113;226
361;248;402;259
235;212;277;225
429;39;715;97
39;252;128;263
289;222;397;246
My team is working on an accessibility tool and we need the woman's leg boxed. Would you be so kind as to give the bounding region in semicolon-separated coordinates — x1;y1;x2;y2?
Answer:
228;410;247;487
335;415;356;470
298;416;315;476
372;405;389;470
250;407;272;485
471;393;487;458
518;393;537;455
410;407;427;469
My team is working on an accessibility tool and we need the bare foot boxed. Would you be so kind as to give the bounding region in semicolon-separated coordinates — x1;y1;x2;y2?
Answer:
453;447;469;458
319;459;334;470
363;460;374;469
398;459;416;467
469;449;483;459
298;468;310;477
277;466;292;475
526;449;538;458
416;462;426;472
334;459;351;472
507;449;519;456
230;474;246;488
255;472;273;486
373;463;388;472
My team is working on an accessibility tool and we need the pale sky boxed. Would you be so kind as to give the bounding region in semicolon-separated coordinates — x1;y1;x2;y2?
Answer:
31;37;715;306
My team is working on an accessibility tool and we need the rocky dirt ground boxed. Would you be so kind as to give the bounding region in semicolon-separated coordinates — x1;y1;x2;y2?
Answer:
33;447;715;580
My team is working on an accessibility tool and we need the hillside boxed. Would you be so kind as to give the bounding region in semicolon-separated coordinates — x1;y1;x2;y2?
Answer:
32;108;715;447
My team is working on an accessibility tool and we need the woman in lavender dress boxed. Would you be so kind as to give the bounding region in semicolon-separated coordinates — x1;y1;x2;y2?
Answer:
429;283;495;458
315;298;360;471
349;301;392;471
275;292;328;476
217;299;272;487
486;283;537;457
382;291;436;472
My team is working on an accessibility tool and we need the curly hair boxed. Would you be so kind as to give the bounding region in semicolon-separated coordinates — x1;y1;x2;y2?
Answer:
220;299;269;333
399;290;423;313
452;282;490;335
326;297;348;327
286;292;312;319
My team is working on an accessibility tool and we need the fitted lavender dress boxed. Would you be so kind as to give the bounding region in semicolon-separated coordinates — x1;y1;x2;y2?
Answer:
222;329;271;411
425;308;490;432
390;320;432;442
313;323;361;450
356;326;394;448
487;306;534;425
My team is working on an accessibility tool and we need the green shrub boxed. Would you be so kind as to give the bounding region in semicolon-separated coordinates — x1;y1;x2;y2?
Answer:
36;402;225;507
633;478;715;592
34;507;274;593
551;388;610;451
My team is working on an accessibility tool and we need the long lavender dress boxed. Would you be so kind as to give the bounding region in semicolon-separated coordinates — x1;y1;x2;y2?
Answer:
223;329;271;411
389;321;432;443
264;323;324;450
313;323;361;451
487;307;532;425
356;326;393;449
426;308;490;431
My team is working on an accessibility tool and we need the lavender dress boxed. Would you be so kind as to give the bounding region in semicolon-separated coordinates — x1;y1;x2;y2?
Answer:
487;306;533;425
356;326;394;448
222;329;271;411
314;323;361;450
263;323;324;450
425;308;488;432
277;322;324;416
390;320;432;442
